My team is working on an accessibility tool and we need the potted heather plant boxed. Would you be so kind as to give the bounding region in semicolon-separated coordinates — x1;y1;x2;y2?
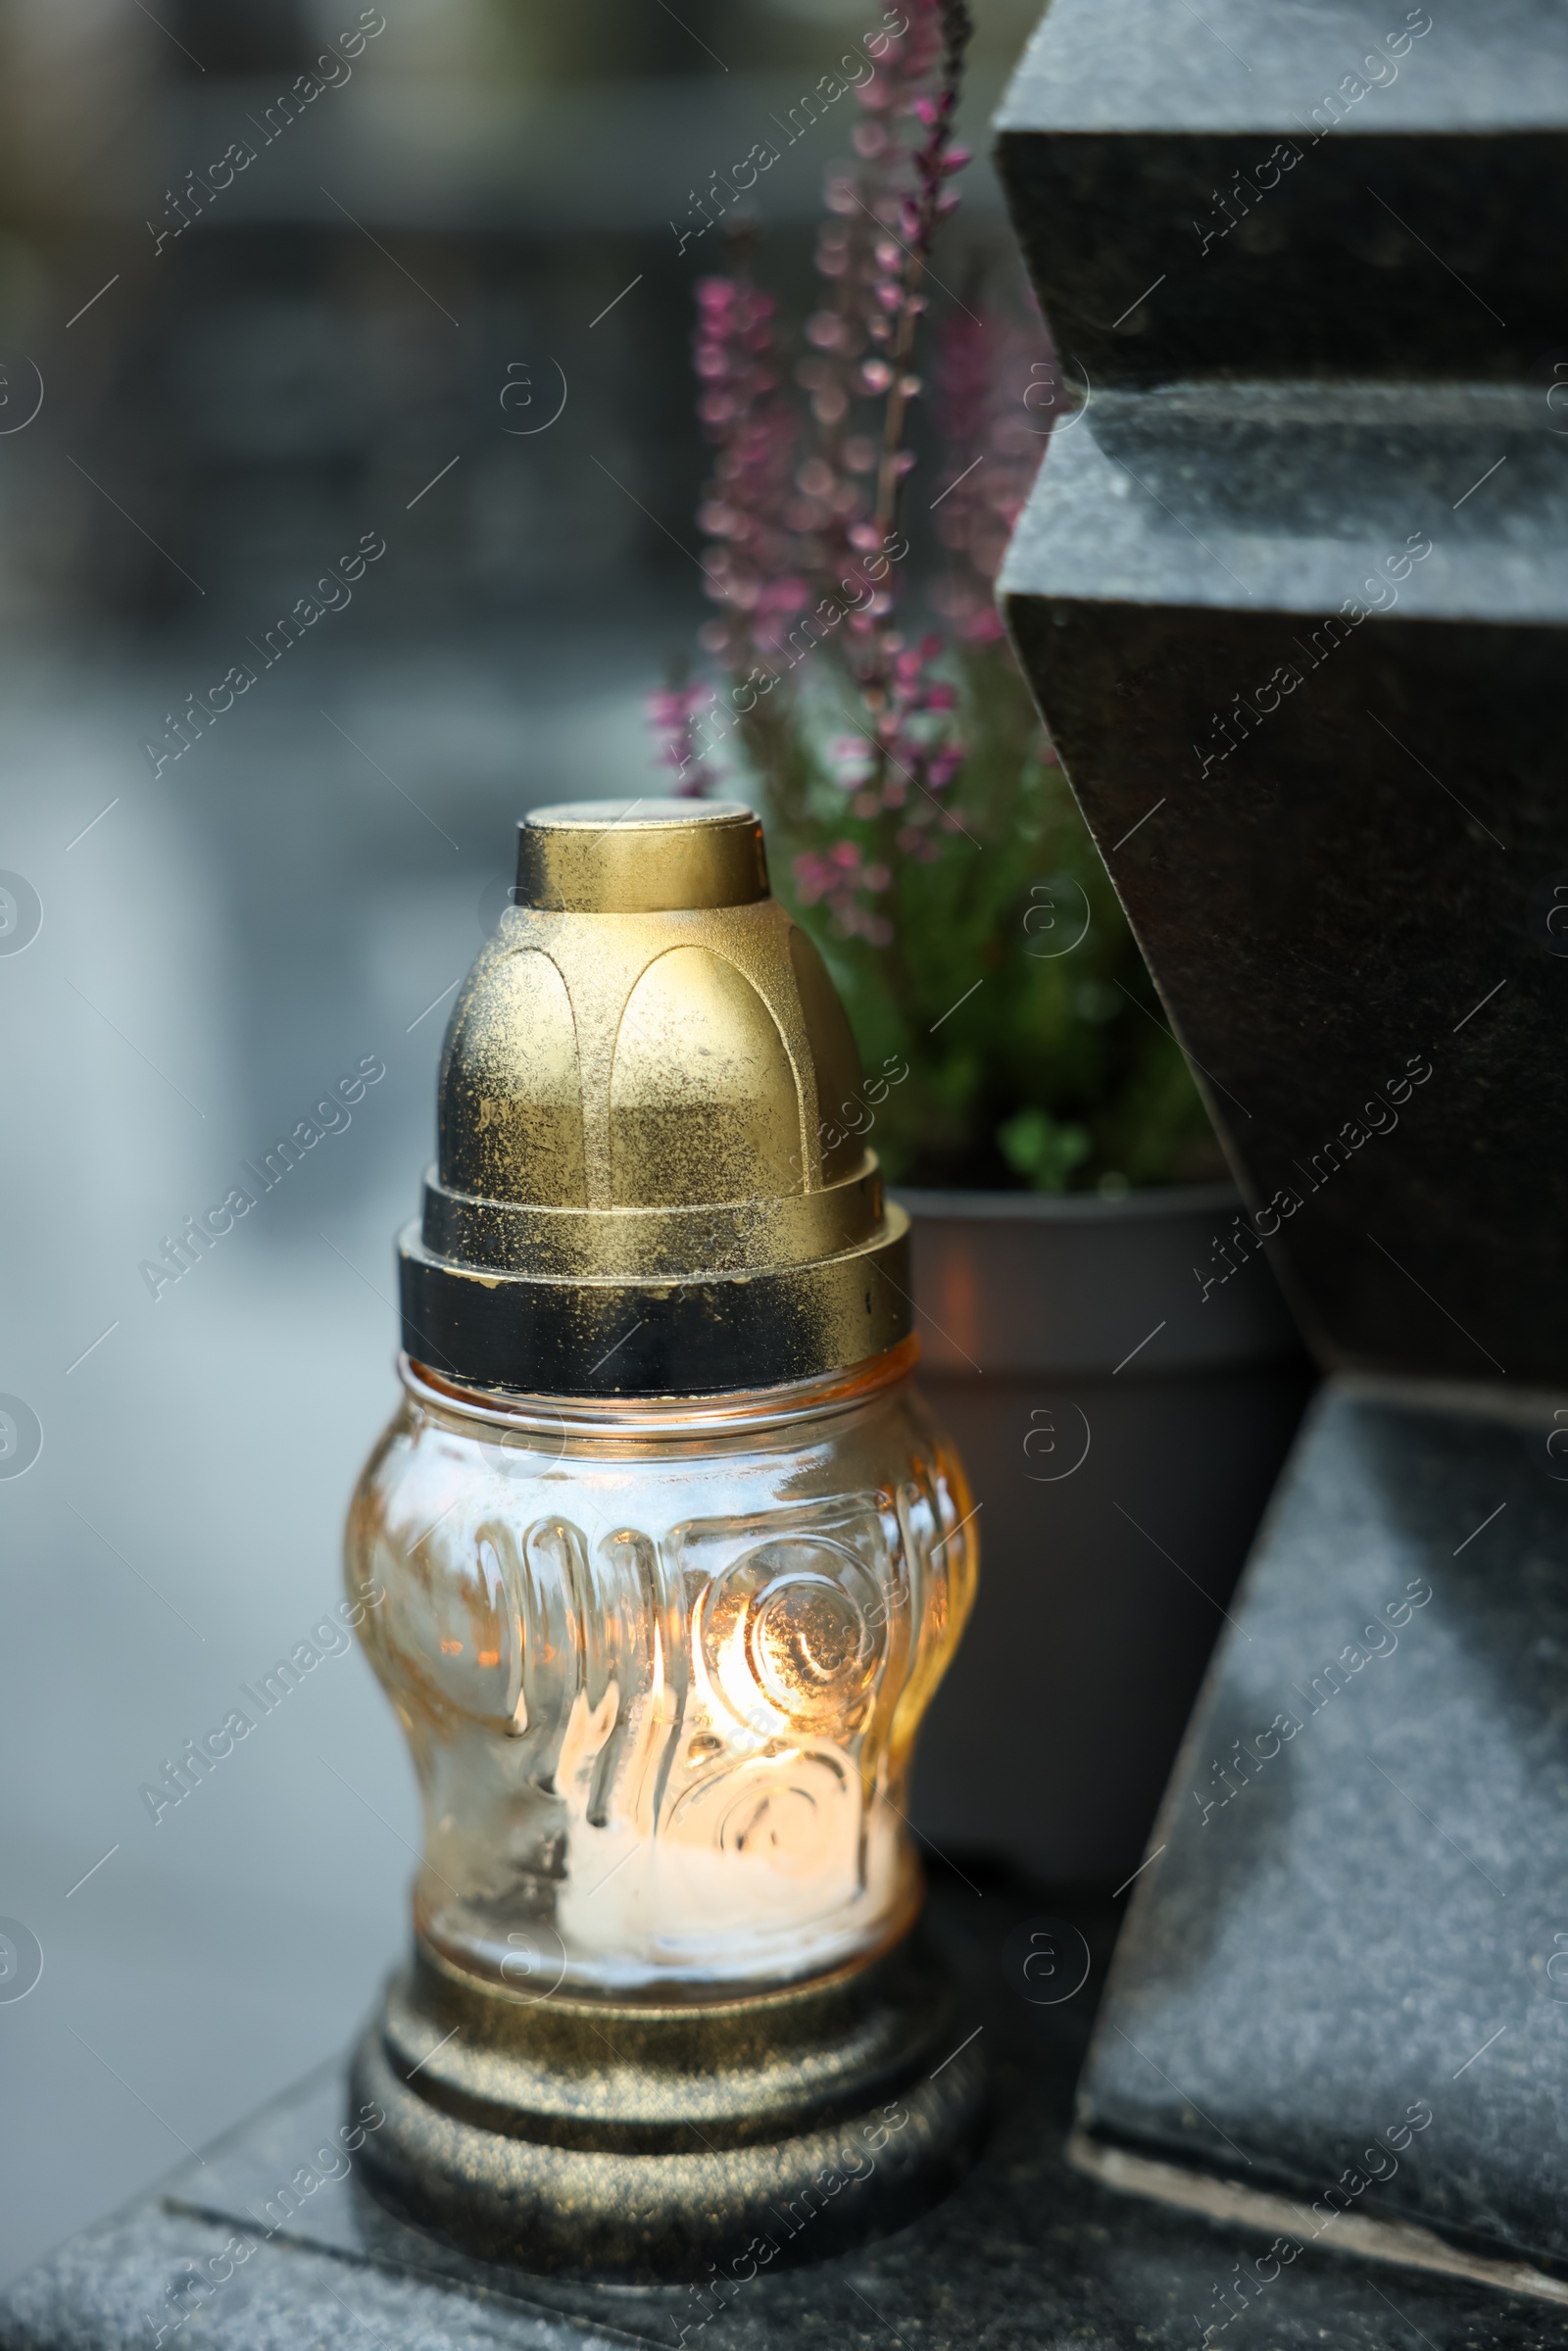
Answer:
651;4;1220;1199
650;0;1310;1886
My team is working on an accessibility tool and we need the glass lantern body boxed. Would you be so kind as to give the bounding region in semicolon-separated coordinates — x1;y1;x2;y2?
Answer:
347;1340;975;2001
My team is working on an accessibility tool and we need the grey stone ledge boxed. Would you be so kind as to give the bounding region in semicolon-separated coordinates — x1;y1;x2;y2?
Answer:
996;0;1568;135
1001;379;1568;621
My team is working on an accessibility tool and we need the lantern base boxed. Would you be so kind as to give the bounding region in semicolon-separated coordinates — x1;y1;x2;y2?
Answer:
349;1924;986;2281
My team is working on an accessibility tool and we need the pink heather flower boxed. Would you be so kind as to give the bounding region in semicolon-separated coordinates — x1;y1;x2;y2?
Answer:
764;0;972;622
927;299;1051;641
650;0;1042;950
646;681;719;798
691;271;802;674
794;841;895;944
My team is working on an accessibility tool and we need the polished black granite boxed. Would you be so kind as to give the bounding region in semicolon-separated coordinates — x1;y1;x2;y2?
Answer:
1076;1377;1568;2288
1002;542;1568;1381
995;3;1568;1385
995;0;1568;386
4;1855;1564;2350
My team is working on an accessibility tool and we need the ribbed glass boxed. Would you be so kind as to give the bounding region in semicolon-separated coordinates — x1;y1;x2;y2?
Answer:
346;1340;976;1999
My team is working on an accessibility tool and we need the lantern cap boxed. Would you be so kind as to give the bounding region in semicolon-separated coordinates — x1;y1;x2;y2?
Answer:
516;800;768;913
398;800;910;1397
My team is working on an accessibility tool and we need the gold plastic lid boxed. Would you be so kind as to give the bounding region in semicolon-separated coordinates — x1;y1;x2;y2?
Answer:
398;801;910;1396
517;800;769;913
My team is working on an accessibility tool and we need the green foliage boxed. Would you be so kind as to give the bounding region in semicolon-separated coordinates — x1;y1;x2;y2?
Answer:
739;640;1224;1193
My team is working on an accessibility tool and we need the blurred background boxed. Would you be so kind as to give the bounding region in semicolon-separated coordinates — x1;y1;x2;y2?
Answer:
0;0;1047;2285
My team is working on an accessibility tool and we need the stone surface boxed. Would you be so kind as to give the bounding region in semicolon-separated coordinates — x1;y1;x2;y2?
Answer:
995;2;1568;1385
4;1868;1564;2350
1001;405;1568;1380
1075;1378;1568;2278
1004;383;1568;619
995;0;1568;384
926;0;1568;2297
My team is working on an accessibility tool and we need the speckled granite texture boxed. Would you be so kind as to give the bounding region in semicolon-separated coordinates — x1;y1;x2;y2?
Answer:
993;0;1568;383
996;0;1568;1385
3;1860;1563;2351
1077;1377;1568;2286
999;401;1568;1381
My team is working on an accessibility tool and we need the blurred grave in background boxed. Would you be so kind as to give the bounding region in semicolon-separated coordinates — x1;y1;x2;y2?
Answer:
0;0;1048;2286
